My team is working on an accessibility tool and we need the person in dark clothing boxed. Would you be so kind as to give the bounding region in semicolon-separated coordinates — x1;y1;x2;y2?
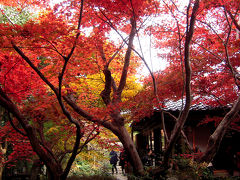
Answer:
119;149;127;174
110;150;118;174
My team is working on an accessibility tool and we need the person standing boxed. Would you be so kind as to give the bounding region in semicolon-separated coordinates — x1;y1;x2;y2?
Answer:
119;149;127;175
110;150;118;174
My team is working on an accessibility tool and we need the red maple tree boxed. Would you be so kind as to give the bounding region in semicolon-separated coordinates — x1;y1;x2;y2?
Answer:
1;0;240;179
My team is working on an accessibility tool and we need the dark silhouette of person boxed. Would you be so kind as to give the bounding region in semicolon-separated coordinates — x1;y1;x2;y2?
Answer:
110;150;118;174
119;149;127;174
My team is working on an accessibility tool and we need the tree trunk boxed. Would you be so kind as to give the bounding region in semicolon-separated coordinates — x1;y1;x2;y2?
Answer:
64;96;145;175
0;142;7;180
162;0;199;168
0;90;69;180
45;163;64;180
200;96;240;163
114;125;144;176
30;159;42;180
0;163;3;180
45;168;63;180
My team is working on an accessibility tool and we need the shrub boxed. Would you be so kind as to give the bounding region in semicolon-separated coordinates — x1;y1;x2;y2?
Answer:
166;155;214;180
67;175;116;180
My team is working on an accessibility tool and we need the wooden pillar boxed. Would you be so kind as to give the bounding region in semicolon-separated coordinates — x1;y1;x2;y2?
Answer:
154;128;162;166
150;132;153;150
154;128;161;154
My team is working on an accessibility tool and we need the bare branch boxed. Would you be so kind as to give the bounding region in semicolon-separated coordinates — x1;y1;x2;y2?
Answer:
226;7;240;32
0;88;59;168
163;0;199;166
161;111;169;142
78;125;100;153
62;125;82;179
65;0;84;60
222;8;240;89
11;42;58;95
7;112;27;136
97;8;158;98
100;69;112;105
200;95;240;162
0;8;16;27
117;16;136;98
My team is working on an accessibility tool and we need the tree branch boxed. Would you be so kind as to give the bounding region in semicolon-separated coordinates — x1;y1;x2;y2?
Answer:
163;0;199;167
226;7;240;32
200;95;240;162
117;16;136;99
78;125;100;153
0;88;60;170
65;0;84;60
7;112;27;136
11;42;58;95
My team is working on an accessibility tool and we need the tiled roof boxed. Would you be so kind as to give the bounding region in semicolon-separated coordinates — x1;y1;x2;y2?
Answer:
161;100;231;111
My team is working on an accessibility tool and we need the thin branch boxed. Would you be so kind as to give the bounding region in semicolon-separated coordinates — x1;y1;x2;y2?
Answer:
59;126;100;163
222;8;240;89
161;111;169;142
11;42;58;95
107;41;125;66
162;110;193;151
39;38;65;59
63;95;113;129
78;125;100;153
0;8;16;27
162;0;185;114
97;7;158;98
65;0;84;60
59;3;85;178
223;6;231;28
226;6;240;32
62;125;82;179
59;0;84;96
163;0;199;166
192;39;224;61
166;0;224;43
7;112;27;136
0;88;59;167
117;16;136;98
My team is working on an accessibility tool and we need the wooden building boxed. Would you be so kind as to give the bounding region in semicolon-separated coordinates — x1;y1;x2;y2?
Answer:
131;102;240;173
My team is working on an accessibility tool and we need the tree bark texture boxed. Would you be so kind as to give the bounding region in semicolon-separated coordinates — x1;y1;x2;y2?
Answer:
113;125;144;175
0;142;7;180
163;0;199;167
200;95;240;163
0;90;65;179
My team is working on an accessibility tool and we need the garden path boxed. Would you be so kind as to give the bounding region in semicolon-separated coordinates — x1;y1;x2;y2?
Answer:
112;165;127;180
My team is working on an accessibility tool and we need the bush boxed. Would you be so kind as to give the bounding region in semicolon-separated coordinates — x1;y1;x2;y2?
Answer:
68;161;114;180
166;155;214;180
67;175;116;180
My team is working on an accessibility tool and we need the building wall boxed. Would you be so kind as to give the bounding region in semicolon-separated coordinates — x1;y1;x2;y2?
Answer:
185;124;212;152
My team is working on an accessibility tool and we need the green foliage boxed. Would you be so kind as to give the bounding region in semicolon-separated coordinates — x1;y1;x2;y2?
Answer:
71;160;95;176
0;6;32;25
69;149;112;177
67;174;116;180
68;160;114;180
97;161;112;176
166;155;214;180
